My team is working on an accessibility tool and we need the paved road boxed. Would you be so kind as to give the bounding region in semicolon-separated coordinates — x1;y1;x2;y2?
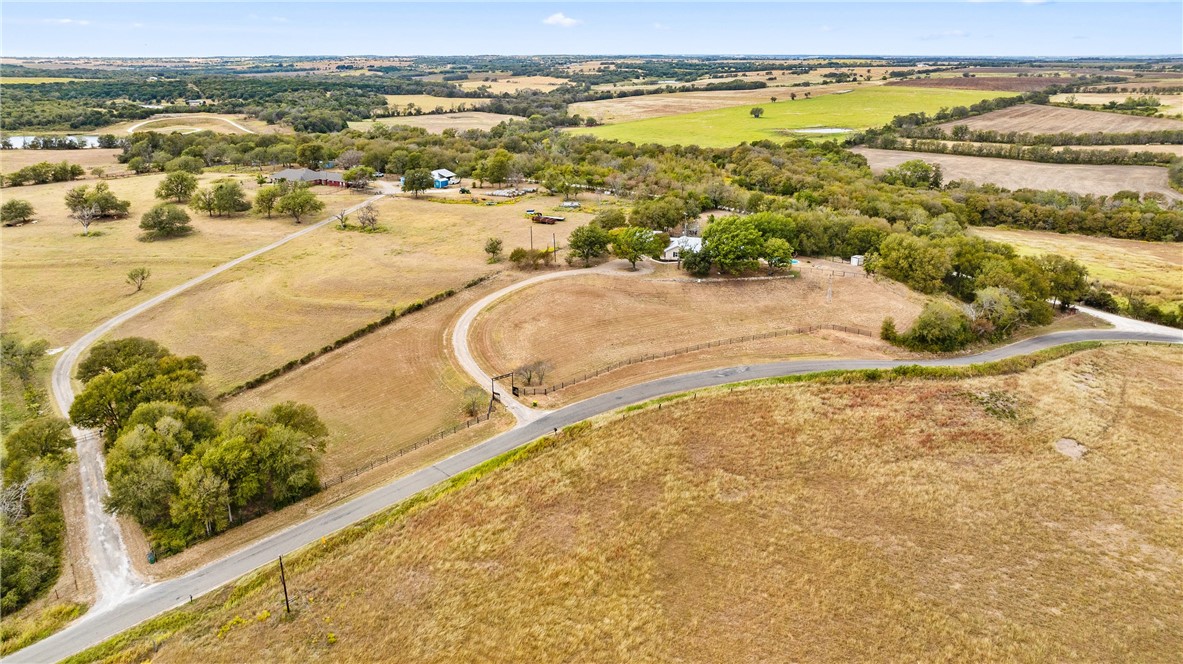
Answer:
48;185;393;613
125;114;256;134
16;327;1180;663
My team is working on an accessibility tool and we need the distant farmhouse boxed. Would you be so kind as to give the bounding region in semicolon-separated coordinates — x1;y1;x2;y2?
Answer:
271;168;346;187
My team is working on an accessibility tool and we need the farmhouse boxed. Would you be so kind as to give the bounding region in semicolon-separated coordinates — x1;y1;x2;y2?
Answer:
271;168;346;187
662;235;703;261
431;168;459;188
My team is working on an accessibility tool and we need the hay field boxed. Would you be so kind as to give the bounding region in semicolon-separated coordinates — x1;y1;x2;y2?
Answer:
933;104;1183;134
1050;93;1183;116
112;195;586;392
570;82;879;124
572;87;1012;147
0;148;126;175
77;344;1183;662
970;227;1183;311
0;172;303;346
471;265;924;386
853;147;1182;201
349;112;519;134
382;95;490;113
456;75;567;94
887;76;1061;92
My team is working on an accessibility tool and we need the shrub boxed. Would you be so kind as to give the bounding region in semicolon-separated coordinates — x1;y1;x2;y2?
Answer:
139;204;193;240
898;301;975;352
1;199;35;226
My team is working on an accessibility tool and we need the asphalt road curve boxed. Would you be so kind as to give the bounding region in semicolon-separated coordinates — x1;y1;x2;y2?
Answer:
14;328;1180;663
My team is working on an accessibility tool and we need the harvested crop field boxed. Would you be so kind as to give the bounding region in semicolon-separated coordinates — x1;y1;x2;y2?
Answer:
79;344;1183;662
933;103;1183;134
888;76;1058;92
382;94;490;113
570;82;878;124
0;172;303;345
970;227;1183;312
471;263;924;386
455;75;568;94
852;147;1182;200
350;112;518;133
112;194;585;392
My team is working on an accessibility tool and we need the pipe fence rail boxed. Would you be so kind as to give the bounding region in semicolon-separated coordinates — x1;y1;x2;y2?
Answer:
321;412;492;488
512;323;876;397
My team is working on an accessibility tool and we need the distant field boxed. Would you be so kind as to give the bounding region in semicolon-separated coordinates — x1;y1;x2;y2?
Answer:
853;147;1182;201
1050;93;1183;116
0;77;87;84
97;113;282;135
350;112;519;134
573;87;1013;147
888;76;1060;92
80;344;1183;662
471;265;923;387
382;94;491;113
0;172;308;346
933;104;1183;134
970;227;1183;312
571;82;878;124
113;194;587;391
456;75;568;94
0;147;126;175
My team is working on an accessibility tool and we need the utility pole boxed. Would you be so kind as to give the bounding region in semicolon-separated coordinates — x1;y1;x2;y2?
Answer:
278;555;291;613
529;225;534;250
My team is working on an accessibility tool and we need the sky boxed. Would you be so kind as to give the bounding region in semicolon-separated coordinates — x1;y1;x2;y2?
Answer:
1;1;1180;58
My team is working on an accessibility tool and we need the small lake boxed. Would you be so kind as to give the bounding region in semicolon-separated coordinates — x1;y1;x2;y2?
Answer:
3;135;102;148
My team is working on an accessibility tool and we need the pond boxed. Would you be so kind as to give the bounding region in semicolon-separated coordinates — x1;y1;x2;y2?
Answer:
3;135;102;149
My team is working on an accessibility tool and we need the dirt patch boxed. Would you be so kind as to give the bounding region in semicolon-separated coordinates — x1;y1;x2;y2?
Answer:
1054;437;1088;460
854;147;1181;200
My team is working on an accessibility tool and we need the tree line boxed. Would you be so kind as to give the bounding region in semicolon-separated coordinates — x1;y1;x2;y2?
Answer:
66;338;328;555
857;135;1177;167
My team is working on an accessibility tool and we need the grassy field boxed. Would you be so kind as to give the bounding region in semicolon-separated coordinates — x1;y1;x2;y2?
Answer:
933;104;1183;134
970;227;1183;312
95;113;281;135
854;147;1182;201
572;86;1014;147
1050;93;1183;116
68;344;1183;662
471;262;924;386
455;74;568;94
0;77;87;84
112;194;588;392
382;95;491;113
0;148;127;175
0;172;317;346
349;112;519;134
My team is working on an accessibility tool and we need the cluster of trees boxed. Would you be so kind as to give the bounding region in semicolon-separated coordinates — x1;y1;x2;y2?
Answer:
66;338;328;554
873;125;1183;147
65;182;132;235
861;135;1177;167
1;334;73;614
1;160;85;187
1055;94;1168;117
680;214;796;276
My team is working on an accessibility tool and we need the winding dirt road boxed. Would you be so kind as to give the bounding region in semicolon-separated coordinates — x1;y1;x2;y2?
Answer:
125;115;256;134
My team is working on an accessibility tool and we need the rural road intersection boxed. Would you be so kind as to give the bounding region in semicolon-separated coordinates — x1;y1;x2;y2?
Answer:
20;224;1183;662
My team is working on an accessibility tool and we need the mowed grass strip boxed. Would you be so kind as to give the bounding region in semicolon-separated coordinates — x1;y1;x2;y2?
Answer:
66;344;1183;662
470;265;924;385
112;195;585;391
0;172;309;345
572;86;1014;147
970;226;1183;311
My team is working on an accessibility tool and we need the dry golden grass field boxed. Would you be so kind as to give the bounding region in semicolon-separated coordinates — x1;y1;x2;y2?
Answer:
382;94;491;113
970;227;1183;312
1050;93;1183;116
470;263;925;387
570;82;880;124
0;172;307;346
96;113;283;135
0;148;127;175
73;344;1183;663
112;194;586;392
933;103;1183;134
853;147;1182;201
455;74;568;94
349;112;519;133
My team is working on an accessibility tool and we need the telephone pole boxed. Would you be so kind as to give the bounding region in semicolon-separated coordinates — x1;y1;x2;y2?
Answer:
278;555;291;613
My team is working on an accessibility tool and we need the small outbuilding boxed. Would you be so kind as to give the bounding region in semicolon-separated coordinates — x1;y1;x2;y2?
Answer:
662;236;703;262
431;168;458;188
850;255;865;267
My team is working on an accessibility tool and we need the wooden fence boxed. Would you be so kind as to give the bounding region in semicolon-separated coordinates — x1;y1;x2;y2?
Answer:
512;323;875;397
320;412;492;488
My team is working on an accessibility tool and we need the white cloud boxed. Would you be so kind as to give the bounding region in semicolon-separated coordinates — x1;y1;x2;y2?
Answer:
44;18;91;26
542;12;581;28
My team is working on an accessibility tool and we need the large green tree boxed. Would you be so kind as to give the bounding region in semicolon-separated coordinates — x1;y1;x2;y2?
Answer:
610;227;666;270
402;168;433;198
703;215;764;275
139;204;193;240
275;187;325;223
155;171;198;203
568;223;612;267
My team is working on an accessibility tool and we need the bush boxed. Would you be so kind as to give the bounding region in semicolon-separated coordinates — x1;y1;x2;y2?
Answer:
897;301;975;352
880;318;898;342
1;199;35;226
139;204;193;240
